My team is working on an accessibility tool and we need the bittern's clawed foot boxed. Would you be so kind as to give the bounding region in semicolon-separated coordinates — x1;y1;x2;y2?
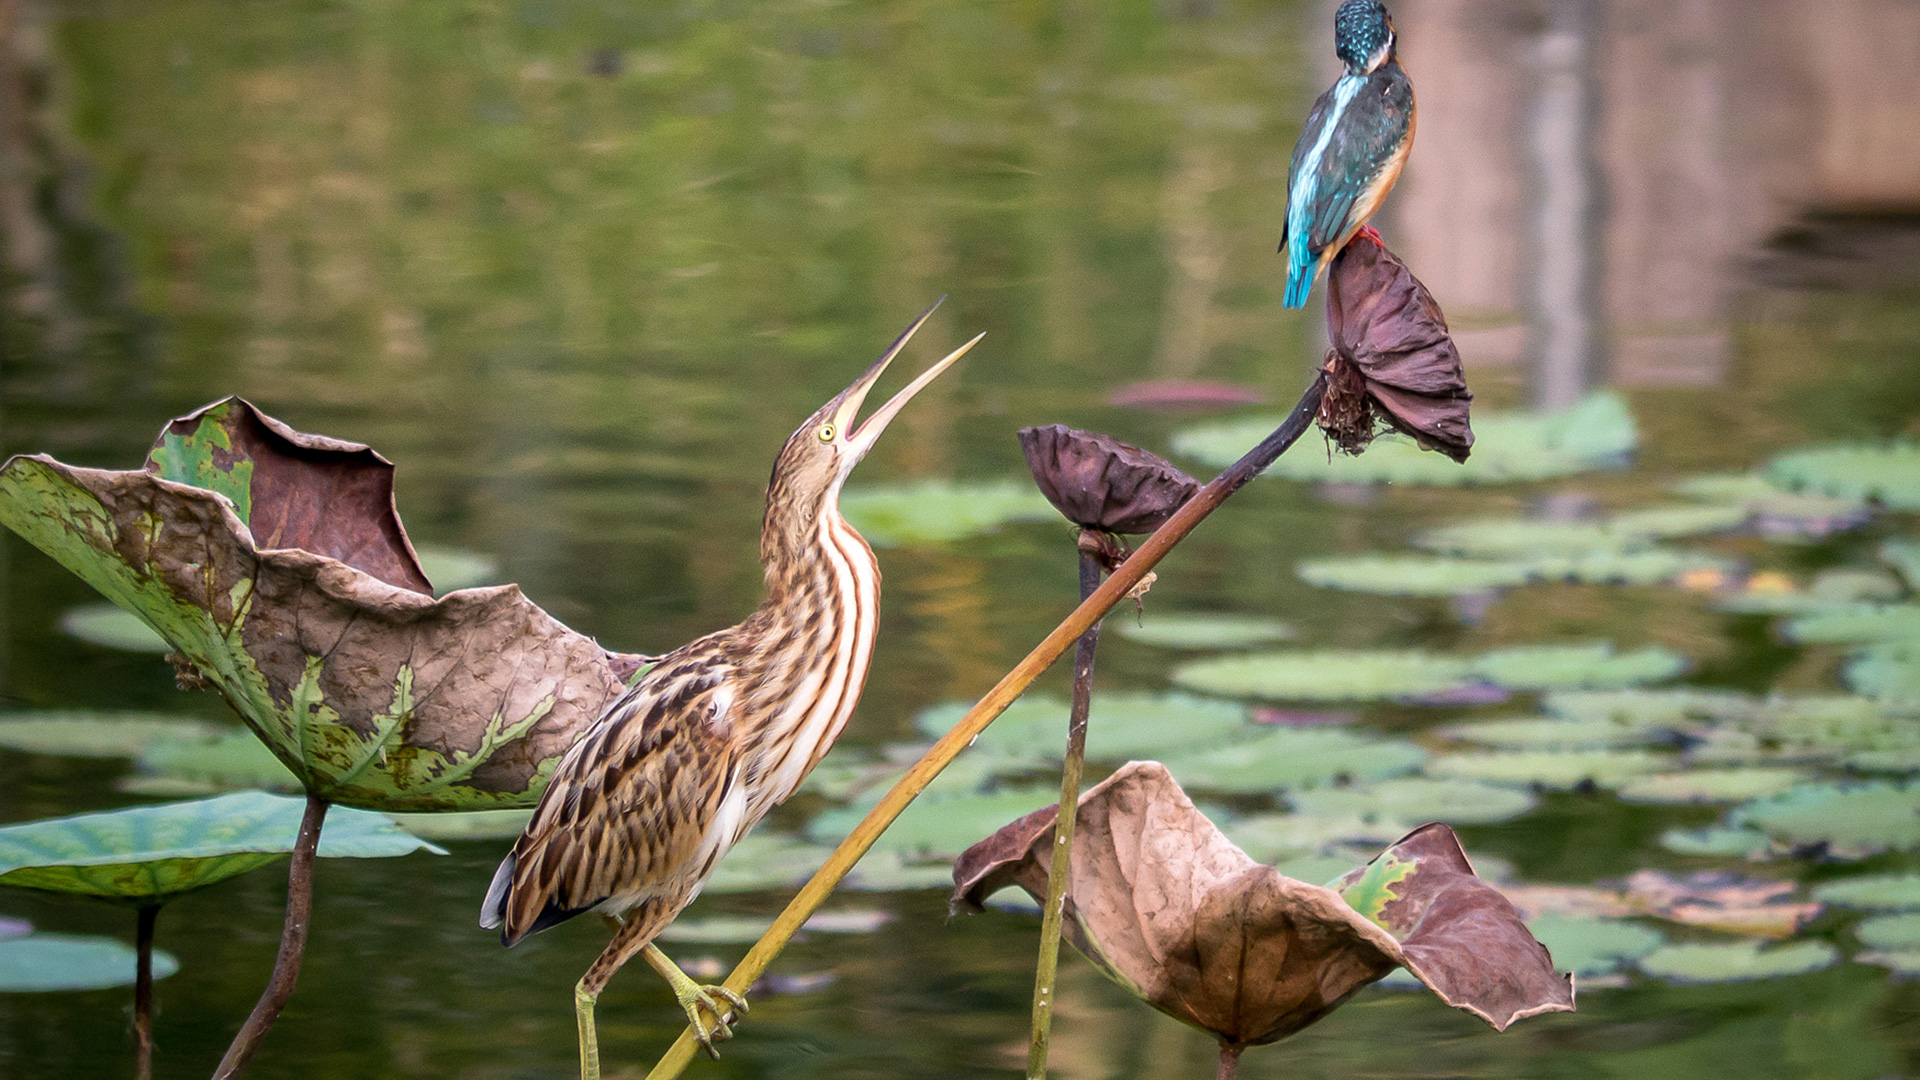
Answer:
645;943;749;1059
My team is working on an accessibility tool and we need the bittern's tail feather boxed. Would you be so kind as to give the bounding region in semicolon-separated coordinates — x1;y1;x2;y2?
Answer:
480;851;515;934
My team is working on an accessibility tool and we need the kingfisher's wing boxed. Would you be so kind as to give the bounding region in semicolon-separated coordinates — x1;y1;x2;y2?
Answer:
1278;83;1342;253
1305;63;1414;252
482;656;743;945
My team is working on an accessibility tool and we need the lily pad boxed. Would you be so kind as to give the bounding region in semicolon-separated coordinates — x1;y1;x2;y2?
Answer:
1171;650;1473;702
1856;913;1920;950
1812;874;1920;912
0;792;444;902
0;934;180;992
1733;782;1920;854
1111;614;1296;650
1545;688;1755;726
1423;750;1670;791
1882;539;1920;591
1162;727;1428;793
838;480;1056;547
1173;391;1635;487
413;546;500;593
136;732;302;792
1223;815;1401;863
702;833;832;894
0;712;223;759
1767;443;1920;511
1637;939;1839;983
383;809;534;841
1535;549;1734;587
1845;643;1920;705
59;605;170;653
657;915;775;945
1523;913;1664;978
1659;826;1776;858
1288;777;1537;825
807;788;1058;859
1297;556;1532;597
1438;715;1671;750
1787;605;1920;646
1617;768;1813;805
1414;519;1638;558
1468;643;1686;692
1857;950;1920;977
842;851;959;892
913;692;1254;765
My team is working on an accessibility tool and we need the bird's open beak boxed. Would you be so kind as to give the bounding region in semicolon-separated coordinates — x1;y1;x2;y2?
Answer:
831;301;985;457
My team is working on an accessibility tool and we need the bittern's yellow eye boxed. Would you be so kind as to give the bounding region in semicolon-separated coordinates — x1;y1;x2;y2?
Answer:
817;423;836;443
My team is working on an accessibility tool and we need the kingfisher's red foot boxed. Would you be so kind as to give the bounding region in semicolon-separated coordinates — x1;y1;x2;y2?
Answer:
1358;224;1384;245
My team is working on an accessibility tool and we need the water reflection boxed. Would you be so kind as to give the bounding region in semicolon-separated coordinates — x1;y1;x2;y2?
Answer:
0;0;1917;1078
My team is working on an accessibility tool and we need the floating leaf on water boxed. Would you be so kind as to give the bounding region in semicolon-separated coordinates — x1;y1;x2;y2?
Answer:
1856;913;1920;951
1111;614;1296;650
1270;852;1369;888
136;732;302;792
1812;874;1920;912
1288;777;1537;825
1637;940;1838;983
1523;913;1663;978
1787;605;1920;646
839;480;1056;547
1223;814;1403;864
807;788;1057;859
1857;950;1920;977
1659;826;1776;859
0;934;180;992
1438;715;1672;750
1845;643;1920;706
413;546;500;593
1297;555;1531;597
841;852;958;892
1170;650;1473;702
702;833;833;894
658;909;892;945
1847;747;1920;774
1537;549;1735;588
1413;518;1636;558
383;809;534;841
0;792;443;903
0;712;224;759
1622;869;1817;938
1174;391;1634;487
1766;443;1920;511
1423;750;1670;791
1617;768;1813;805
1733;782;1920;854
1545;688;1756;726
1673;471;1872;538
912;692;1253;765
58;605;170;653
1163;727;1428;794
1882;539;1920;591
1608;503;1752;540
1468;643;1687;692
1812;569;1908;605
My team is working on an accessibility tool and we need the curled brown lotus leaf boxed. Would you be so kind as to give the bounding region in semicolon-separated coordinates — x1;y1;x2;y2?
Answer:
954;762;1572;1048
1318;232;1473;462
1018;424;1200;535
0;398;647;811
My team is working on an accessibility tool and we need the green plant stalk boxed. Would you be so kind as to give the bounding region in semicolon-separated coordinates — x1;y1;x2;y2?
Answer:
1027;548;1104;1080
135;904;158;1080
212;794;328;1080
645;372;1329;1080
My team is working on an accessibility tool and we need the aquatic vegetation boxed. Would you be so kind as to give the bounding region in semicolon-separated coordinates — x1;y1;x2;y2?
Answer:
1171;641;1682;701
1616;768;1812;805
1111;613;1297;649
838;479;1058;546
0;933;179;992
1423;749;1670;791
1286;777;1536;825
1766;442;1920;511
1810;873;1920;911
59;605;171;653
0;712;221;758
1636;940;1839;984
1522;913;1663;978
1732;782;1920;854
1160;726;1429;793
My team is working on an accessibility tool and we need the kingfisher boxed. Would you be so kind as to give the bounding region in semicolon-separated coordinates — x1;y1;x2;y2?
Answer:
1279;0;1416;309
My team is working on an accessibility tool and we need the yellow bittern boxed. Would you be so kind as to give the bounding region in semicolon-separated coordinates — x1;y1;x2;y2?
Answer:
480;304;982;1075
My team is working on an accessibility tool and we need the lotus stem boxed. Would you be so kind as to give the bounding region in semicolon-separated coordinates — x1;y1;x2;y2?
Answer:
645;372;1329;1080
212;793;328;1080
134;904;158;1080
1027;548;1105;1080
1217;1042;1242;1080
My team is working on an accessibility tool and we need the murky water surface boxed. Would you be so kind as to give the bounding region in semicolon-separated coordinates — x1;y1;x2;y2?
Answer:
2;1;1920;1077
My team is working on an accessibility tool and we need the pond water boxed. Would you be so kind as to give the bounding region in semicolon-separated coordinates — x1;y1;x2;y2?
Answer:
2;0;1920;1077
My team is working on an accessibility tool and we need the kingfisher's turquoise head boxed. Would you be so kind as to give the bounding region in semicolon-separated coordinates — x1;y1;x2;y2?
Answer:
1334;0;1395;75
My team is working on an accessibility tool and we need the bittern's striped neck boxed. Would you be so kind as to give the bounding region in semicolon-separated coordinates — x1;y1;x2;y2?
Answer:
731;487;879;819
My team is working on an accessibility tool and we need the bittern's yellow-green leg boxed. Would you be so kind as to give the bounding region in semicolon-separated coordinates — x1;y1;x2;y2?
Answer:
481;302;983;1074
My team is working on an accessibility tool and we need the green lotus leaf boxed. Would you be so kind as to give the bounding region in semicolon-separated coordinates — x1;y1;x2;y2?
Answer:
1856;950;1920;976
1297;555;1533;597
1811;873;1920;911
1733;782;1920;854
1534;549;1734;587
1857;913;1920;951
0;400;647;810
0;712;223;759
1812;569;1908;604
1846;747;1920;774
1170;650;1474;702
1545;688;1757;726
1288;777;1537;825
807;788;1058;858
1423;750;1671;790
1845;643;1920;706
1110;614;1296;650
839;480;1056;547
383;809;534;841
1606;503;1751;540
841;851;960;892
1468;643;1686;691
1272;851;1371;887
1737;695;1904;742
1173;392;1635;486
1674;471;1873;537
913;692;1253;764
1413;518;1641;557
1616;768;1813;805
1766;443;1920;511
1439;715;1673;750
1523;913;1664;978
0;934;179;992
657;915;775;944
59;605;171;653
1637;939;1838;983
413;546;500;594
1221;814;1402;863
1659;826;1776;858
0;792;443;903
701;833;832;894
1787;604;1920;645
1883;539;1920;591
136;731;302;792
1161;727;1428;794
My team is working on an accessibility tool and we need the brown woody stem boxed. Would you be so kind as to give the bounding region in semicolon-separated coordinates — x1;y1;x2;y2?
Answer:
1217;1042;1242;1080
1026;547;1105;1080
211;794;328;1080
645;372;1329;1080
134;904;158;1080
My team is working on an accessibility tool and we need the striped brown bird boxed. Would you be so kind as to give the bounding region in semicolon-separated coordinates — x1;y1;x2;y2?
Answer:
480;303;982;1074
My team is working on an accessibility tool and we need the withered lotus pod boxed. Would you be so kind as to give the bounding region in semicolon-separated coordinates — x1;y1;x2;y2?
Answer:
1018;424;1200;535
1319;231;1474;462
953;762;1571;1069
0;398;647;810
